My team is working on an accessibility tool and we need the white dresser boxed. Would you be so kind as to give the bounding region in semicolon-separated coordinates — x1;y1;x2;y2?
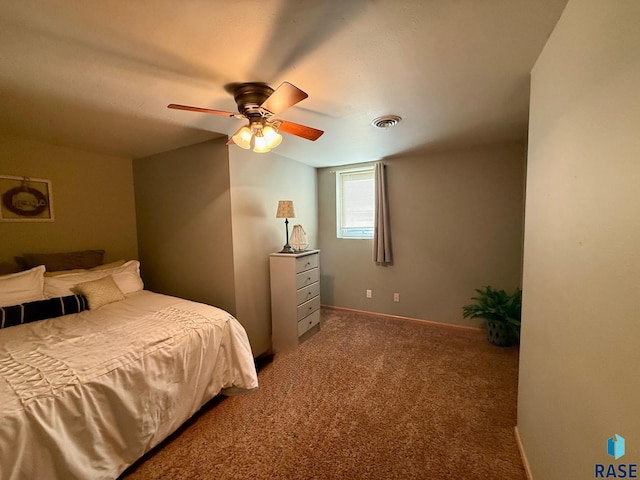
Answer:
269;250;321;352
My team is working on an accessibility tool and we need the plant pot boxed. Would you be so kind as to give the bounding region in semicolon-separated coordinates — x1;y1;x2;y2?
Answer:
486;321;516;347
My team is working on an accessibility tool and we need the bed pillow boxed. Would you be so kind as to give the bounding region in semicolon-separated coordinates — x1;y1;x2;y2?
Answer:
109;260;144;294
20;249;106;272
73;276;125;310
0;294;88;329
44;259;127;277
44;260;143;297
0;265;46;307
91;259;127;271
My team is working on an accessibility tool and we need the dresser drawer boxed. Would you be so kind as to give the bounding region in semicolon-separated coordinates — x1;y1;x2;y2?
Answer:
295;253;319;274
296;267;319;290
297;309;320;336
296;282;320;306
297;295;321;321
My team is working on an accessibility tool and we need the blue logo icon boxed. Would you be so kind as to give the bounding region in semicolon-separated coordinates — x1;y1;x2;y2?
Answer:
608;434;626;460
595;434;636;478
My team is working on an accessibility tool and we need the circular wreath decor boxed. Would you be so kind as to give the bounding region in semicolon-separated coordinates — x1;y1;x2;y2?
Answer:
2;186;48;216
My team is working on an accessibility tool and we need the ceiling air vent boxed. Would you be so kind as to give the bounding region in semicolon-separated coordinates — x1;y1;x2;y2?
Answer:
372;115;402;128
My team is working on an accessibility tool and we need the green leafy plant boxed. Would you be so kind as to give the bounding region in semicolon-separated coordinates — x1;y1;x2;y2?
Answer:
462;286;522;340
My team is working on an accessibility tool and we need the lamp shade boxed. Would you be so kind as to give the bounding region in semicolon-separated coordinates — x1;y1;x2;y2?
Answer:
231;126;252;150
253;133;271;153
276;200;295;218
263;125;282;148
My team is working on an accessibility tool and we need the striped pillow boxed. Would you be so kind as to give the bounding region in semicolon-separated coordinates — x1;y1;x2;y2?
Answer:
0;295;88;329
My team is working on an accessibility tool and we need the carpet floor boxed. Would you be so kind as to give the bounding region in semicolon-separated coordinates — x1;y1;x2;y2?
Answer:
121;308;525;480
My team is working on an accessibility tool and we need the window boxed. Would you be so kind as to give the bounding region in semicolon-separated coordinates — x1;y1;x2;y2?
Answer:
336;166;375;239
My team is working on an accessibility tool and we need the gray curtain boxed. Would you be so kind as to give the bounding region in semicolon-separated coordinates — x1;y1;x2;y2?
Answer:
373;162;393;265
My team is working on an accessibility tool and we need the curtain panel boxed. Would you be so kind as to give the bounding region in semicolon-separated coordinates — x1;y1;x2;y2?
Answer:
373;162;393;265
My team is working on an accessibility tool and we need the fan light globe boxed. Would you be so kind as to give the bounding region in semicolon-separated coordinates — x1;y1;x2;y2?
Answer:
252;134;271;153
263;125;282;148
232;126;252;149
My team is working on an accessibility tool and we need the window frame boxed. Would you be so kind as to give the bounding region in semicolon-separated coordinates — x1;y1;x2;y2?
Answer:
335;165;375;240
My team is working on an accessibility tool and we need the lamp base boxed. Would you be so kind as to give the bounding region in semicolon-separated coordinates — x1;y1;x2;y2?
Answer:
279;218;295;253
279;244;295;254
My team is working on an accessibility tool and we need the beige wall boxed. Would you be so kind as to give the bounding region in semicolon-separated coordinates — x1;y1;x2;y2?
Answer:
517;1;640;478
133;138;237;315
0;134;138;270
229;147;318;356
134;140;318;357
317;141;525;327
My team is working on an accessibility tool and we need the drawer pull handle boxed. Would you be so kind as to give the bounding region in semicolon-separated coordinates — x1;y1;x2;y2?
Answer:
305;262;310;267
307;277;311;281
308;306;312;311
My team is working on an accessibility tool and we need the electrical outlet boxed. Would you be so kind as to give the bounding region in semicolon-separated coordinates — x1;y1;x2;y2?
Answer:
393;293;400;302
366;289;372;298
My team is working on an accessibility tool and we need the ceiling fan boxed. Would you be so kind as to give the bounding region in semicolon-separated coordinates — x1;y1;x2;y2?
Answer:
168;82;323;153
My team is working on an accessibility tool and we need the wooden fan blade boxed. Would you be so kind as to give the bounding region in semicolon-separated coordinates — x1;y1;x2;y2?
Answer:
260;82;308;115
278;120;324;141
167;104;237;117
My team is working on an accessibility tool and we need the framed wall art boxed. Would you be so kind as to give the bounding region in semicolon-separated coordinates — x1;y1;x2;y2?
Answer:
0;175;55;222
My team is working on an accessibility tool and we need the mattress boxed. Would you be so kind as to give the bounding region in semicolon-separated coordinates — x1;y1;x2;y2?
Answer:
0;290;258;480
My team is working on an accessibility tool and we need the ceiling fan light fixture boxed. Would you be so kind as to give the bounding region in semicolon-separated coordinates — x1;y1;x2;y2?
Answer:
234;120;282;153
232;125;252;149
263;125;282;149
252;130;271;153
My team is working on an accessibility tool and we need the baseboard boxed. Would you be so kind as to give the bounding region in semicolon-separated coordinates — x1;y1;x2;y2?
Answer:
321;305;482;332
514;426;533;480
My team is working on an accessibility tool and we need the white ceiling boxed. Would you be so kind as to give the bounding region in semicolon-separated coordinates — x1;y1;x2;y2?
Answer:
0;0;568;167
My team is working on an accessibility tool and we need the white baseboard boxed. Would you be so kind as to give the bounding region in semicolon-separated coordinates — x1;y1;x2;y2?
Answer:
514;426;533;480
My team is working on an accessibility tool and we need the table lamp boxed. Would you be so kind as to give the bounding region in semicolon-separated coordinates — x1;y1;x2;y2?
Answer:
276;200;295;253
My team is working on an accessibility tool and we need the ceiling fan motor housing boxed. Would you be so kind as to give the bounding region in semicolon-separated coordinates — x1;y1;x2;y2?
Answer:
233;83;274;117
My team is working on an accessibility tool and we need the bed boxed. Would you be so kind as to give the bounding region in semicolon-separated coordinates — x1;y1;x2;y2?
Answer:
0;259;259;480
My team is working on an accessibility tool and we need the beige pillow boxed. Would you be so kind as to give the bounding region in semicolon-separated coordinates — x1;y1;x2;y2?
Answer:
73;275;125;310
91;260;126;271
44;268;88;277
44;260;127;277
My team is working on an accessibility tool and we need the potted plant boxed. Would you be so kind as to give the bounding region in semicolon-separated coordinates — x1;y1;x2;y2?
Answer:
462;286;522;346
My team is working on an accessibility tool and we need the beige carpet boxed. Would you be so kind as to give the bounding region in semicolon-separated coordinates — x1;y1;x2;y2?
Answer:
122;308;525;480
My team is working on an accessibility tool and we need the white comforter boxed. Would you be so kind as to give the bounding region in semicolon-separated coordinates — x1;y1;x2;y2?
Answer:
0;291;258;480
